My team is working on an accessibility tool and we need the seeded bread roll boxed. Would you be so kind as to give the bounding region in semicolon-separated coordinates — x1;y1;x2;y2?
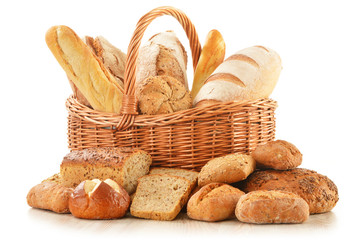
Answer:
60;147;152;194
240;168;339;214
137;75;192;115
198;152;256;187
235;190;309;224
187;183;244;222
251;140;302;170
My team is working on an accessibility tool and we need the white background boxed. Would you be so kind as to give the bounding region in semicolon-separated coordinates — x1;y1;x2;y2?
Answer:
1;0;360;239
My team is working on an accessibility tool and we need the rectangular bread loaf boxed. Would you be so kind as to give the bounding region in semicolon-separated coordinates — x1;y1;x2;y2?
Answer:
60;147;152;194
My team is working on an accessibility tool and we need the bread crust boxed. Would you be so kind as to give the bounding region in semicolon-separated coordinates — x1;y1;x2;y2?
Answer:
45;25;123;113
69;180;130;219
241;168;339;214
235;190;309;224
130;174;192;221
136;31;188;89
137;75;192;115
60;147;152;194
251;140;302;170
187;183;244;222
198;152;256;187
27;179;73;213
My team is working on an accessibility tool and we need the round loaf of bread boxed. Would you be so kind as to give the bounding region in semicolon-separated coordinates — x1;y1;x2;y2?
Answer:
187;183;245;222
198;152;256;187
251;140;302;170
137;75;192;115
241;168;339;214
235;190;309;224
69;179;130;219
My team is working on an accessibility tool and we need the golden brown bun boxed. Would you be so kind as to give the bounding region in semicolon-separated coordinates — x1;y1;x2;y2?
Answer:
235;190;309;224
45;25;123;113
251;140;302;170
187;183;244;222
69;179;130;219
137;75;192;115
198;152;256;187
240;168;339;214
27;179;73;214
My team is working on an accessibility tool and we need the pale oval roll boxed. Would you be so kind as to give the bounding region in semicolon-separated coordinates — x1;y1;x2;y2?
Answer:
194;45;282;107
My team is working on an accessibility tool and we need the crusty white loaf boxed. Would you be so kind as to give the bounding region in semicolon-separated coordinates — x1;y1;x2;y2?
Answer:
194;46;282;107
136;31;188;89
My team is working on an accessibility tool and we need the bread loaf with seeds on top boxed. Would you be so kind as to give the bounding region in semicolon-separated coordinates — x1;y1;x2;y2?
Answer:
60;147;152;194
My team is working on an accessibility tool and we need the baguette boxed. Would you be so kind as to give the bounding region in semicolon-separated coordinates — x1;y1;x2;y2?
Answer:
191;29;225;100
194;45;282;107
45;25;124;113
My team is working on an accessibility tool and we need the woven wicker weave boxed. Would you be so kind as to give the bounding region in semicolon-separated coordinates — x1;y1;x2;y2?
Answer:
66;6;277;171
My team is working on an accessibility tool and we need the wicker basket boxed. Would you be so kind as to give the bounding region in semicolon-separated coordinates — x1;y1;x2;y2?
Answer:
66;6;277;171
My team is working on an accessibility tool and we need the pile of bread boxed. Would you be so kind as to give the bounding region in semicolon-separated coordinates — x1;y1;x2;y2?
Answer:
28;25;338;224
45;25;282;114
27;139;338;223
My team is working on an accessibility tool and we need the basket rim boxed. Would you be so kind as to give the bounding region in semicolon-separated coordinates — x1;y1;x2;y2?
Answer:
66;95;277;127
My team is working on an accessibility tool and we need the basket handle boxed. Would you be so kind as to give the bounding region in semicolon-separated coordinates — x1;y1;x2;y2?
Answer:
116;6;202;130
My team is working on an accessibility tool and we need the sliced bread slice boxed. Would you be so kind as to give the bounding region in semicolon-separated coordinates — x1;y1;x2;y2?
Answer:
149;167;199;189
130;174;192;220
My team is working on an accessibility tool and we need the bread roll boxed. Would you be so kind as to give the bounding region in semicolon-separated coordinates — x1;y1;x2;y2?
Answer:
251;140;302;170
136;31;188;89
194;45;282;107
60;147;152;194
187;183;244;222
235;190;309;224
241;168;339;214
27;175;73;214
198;152;256;187
69;179;130;219
137;75;192;115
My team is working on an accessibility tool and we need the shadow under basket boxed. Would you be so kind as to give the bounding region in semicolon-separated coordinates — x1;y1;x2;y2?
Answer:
66;96;277;171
